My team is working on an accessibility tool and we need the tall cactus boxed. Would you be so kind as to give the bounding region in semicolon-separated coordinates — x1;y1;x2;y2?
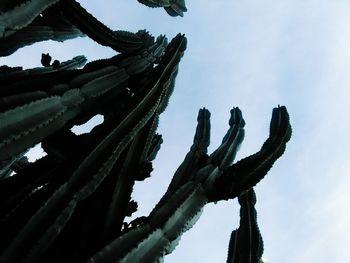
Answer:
0;1;291;262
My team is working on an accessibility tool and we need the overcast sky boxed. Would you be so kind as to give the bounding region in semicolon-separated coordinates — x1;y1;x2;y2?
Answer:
3;0;350;262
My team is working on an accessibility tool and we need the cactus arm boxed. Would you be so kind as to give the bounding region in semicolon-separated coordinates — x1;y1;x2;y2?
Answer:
99;114;160;245
226;189;264;263
68;65;119;89
0;67;77;89
0;96;69;161
87;107;245;262
0;3;84;56
0;23;83;57
0;0;60;37
136;44;178;163
55;55;87;70
207;107;245;170
227;230;239;263
0;91;48;112
0;55;85;93
208;106;292;202
77;68;128;99
164;108;210;195
137;0;187;17
147;107;210;219
138;115;160;165
79;33;166;75
59;0;145;53
0;56;86;112
137;0;166;8
146;133;163;161
114;34;167;76
164;6;184;17
156;65;176;113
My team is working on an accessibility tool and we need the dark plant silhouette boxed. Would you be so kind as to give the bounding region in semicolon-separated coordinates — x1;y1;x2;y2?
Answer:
227;189;264;263
0;1;291;262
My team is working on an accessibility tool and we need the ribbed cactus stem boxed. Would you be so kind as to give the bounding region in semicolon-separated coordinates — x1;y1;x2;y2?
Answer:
88;105;291;263
137;0;187;17
226;188;264;263
208;106;292;202
0;0;60;37
99;114;160;244
60;0;147;53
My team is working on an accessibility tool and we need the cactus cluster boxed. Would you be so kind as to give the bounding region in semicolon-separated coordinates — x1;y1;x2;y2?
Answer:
0;1;291;262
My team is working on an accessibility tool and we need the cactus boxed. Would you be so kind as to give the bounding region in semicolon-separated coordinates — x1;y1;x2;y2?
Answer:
0;5;83;56
137;0;187;17
226;188;264;263
0;1;292;262
0;0;60;37
86;106;291;263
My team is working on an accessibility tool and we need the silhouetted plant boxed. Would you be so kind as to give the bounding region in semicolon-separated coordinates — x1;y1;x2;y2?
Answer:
227;188;264;263
0;1;291;262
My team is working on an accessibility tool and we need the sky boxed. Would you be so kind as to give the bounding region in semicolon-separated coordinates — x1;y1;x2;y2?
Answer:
3;0;350;262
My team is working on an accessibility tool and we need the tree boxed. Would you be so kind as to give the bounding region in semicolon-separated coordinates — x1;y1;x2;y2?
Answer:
0;1;291;262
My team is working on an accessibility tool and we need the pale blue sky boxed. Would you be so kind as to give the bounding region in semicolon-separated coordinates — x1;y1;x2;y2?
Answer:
3;0;350;262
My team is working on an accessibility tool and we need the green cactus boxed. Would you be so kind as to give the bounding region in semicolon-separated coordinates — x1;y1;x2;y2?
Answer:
59;0;150;53
0;1;291;262
87;106;290;263
0;6;83;56
0;32;175;163
137;0;187;17
226;188;264;263
0;0;60;37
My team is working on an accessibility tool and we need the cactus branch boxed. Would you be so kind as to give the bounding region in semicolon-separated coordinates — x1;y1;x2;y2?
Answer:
226;188;264;263
0;0;60;37
60;0;146;53
208;105;292;202
88;106;291;263
137;0;187;17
